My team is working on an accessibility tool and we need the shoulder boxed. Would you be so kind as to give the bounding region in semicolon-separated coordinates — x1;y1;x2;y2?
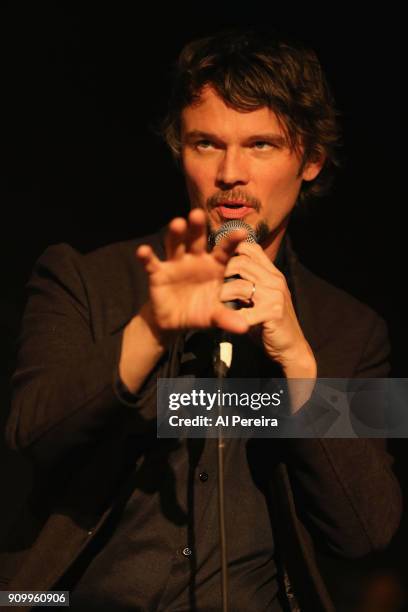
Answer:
27;229;166;334
34;228;165;282
30;229;166;301
296;259;382;328
287;244;389;376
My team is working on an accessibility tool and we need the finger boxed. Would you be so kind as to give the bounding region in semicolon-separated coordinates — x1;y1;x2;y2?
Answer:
211;304;249;334
239;306;265;327
224;256;262;283
234;243;285;282
136;245;161;274
226;255;287;288
164;217;187;260
238;289;284;326
235;241;276;268
186;208;208;254
212;228;248;265
219;278;255;303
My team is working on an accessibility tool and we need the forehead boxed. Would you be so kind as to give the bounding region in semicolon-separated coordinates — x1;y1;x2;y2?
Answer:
181;86;287;139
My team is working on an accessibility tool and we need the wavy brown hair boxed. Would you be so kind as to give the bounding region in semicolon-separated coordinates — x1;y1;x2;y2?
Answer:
160;28;342;204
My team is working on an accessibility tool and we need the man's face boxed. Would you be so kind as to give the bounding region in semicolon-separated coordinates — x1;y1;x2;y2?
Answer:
180;86;323;256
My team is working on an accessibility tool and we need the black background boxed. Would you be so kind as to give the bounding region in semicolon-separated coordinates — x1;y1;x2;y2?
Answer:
1;3;406;609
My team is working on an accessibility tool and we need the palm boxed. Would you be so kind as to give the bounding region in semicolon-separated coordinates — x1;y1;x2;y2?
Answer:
148;252;226;329
136;210;249;336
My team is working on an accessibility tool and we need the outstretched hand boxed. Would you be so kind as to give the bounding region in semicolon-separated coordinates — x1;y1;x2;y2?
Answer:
136;208;249;343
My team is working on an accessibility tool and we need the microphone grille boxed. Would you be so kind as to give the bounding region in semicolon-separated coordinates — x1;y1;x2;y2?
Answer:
209;220;258;248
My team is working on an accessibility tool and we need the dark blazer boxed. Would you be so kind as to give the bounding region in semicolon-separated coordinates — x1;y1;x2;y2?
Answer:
0;230;402;612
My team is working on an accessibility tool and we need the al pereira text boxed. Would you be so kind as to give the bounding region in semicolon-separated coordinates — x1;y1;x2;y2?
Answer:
168;415;279;427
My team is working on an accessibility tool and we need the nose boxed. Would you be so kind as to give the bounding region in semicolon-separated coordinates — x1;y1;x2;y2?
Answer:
215;147;249;189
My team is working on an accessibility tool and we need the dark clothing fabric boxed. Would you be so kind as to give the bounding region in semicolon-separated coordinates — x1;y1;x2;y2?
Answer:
70;271;288;612
63;241;285;612
68;237;287;610
0;229;402;612
69;438;281;612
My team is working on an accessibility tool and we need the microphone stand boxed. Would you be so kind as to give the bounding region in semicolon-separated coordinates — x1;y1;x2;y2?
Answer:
208;220;257;611
213;334;233;612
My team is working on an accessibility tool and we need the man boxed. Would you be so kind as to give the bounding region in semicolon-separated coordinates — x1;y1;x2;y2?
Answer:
1;28;402;611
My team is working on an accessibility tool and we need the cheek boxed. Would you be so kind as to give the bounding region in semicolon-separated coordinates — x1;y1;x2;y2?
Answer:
260;166;302;199
183;158;213;195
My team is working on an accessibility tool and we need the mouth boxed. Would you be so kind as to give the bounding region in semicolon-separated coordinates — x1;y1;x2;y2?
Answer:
214;201;255;220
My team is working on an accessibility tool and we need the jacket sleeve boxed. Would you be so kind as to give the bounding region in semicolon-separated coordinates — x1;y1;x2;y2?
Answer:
283;314;403;558
6;244;159;470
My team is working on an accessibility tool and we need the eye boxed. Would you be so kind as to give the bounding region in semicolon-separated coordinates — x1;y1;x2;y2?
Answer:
195;139;215;150
252;141;273;150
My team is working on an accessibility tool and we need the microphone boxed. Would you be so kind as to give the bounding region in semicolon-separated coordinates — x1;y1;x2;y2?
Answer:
210;220;259;373
210;220;258;310
209;219;258;248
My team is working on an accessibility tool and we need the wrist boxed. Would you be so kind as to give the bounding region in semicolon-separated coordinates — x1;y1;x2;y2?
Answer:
138;302;177;351
119;304;169;395
278;344;317;413
280;343;317;380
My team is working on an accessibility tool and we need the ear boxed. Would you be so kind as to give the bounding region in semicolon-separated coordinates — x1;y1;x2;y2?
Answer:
301;151;327;182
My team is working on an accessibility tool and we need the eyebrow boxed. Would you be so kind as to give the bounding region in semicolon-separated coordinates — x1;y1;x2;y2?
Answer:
183;130;287;146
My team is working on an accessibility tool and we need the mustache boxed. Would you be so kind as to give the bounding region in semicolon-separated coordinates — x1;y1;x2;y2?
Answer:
206;190;261;212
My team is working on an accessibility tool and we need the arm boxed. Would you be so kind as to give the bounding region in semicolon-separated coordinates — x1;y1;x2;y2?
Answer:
6;243;162;470
283;315;402;558
7;210;249;469
195;236;401;554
